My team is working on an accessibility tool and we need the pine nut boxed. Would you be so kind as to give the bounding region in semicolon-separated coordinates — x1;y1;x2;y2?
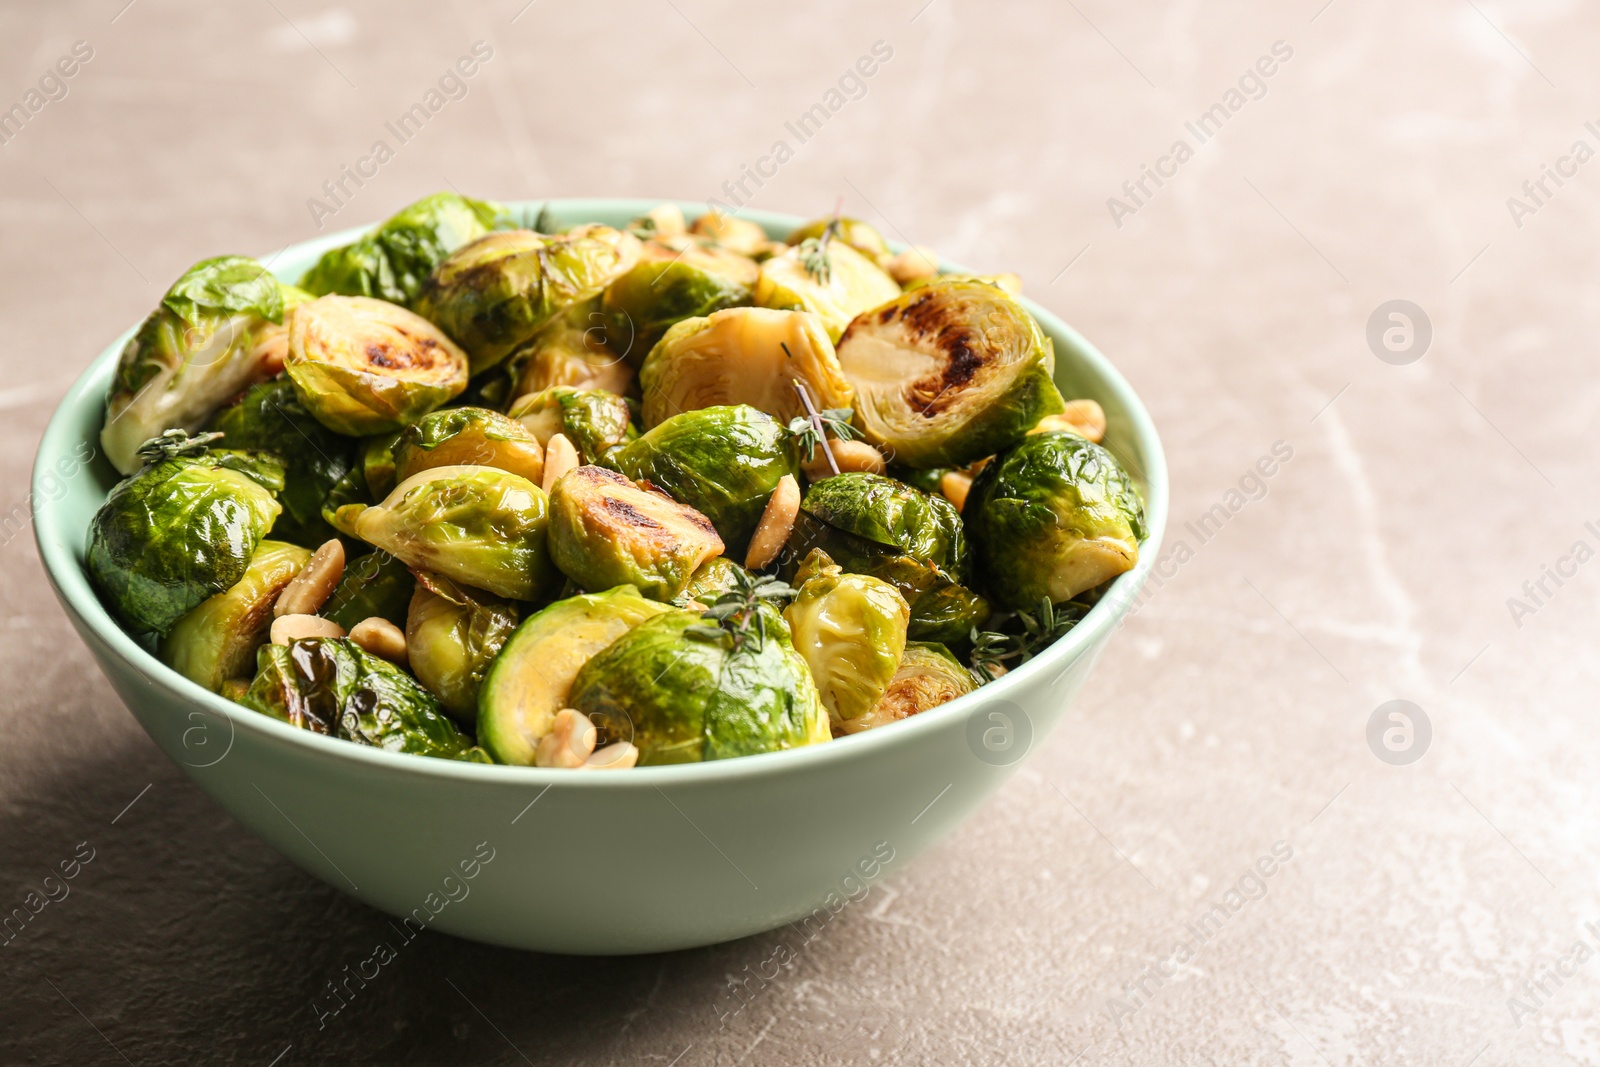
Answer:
940;471;973;513
745;474;800;570
535;708;597;769
349;617;407;664
885;246;940;285
802;440;886;482
642;203;687;237
274;539;345;617
1032;399;1106;443
270;614;346;645
584;742;640;770
541;433;579;494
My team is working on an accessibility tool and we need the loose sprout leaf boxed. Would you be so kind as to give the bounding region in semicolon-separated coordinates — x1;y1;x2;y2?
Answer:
135;429;223;465
162;255;285;327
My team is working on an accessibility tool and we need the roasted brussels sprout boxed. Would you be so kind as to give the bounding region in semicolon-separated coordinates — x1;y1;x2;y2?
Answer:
600;238;758;360
321;549;415;630
285;295;469;435
300;192;504;306
508;298;633;398
964;431;1145;609
547;466;724;601
800;472;969;580
414;225;642;373
610;405;799;551
785;217;892;265
674;555;752;607
507;387;634;465
784;550;909;728
637;307;852;430
392;406;545;485
160;540;311;691
102;256;296;474
568;605;829;764
691;210;769;256
835;278;1065;468
242;637;484;760
847;641;974;733
477;586;670;765
87;434;285;635
754;238;900;341
345;465;558;602
406;574;520;723
210;378;357;547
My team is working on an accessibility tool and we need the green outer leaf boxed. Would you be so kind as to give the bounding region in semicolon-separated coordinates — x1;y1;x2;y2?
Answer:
800;472;968;581
300;192;504;306
508;386;635;466
87;452;283;635
162;255;284;327
609;404;798;552
242;637;480;760
321;550;416;630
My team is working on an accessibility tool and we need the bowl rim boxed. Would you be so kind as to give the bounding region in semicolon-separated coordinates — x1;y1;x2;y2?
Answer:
31;197;1169;787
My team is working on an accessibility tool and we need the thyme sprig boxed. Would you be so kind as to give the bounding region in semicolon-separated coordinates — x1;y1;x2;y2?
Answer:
685;571;798;653
136;429;223;465
967;596;1088;685
799;209;843;284
785;370;861;475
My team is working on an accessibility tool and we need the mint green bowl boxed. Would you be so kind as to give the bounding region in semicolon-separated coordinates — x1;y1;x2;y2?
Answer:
32;200;1167;954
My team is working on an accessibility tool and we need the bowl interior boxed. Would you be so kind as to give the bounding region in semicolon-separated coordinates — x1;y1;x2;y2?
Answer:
31;198;1168;784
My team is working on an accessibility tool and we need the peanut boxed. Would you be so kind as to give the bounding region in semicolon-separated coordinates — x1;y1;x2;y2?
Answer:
1032;399;1106;443
535;708;597;769
884;246;940;285
275;539;345;617
270;614;346;645
745;474;800;570
584;742;640;770
349;617;407;664
542;433;579;493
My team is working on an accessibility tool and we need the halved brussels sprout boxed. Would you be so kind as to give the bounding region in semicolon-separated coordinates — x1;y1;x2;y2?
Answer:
345;465;558;602
784;550;909;728
285;295;469;436
548;465;724;602
847;641;974;734
87;436;285;635
477;586;670;766
600;238;758;361
102;256;295;474
964;431;1146;610
674;555;752;608
610;405;799;552
321;549;415;630
835;278;1065;468
754;238;900;341
690;210;769;257
160;540;311;691
210;378;357;547
406;574;520;723
299;192;504;306
637;307;852;430
568;605;829;764
414;225;642;373
507;387;635;465
509;298;633;399
242;637;484;760
785;217;891;265
392;406;545;485
784;511;988;644
800;472;968;581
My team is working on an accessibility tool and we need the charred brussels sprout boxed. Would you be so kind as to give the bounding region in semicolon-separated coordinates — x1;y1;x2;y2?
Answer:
849;642;974;733
87;434;285;635
638;307;852;430
600;238;757;360
800;472;968;580
321;549;415;630
285;295;469;435
406;575;520;723
346;465;558;602
965;431;1145;609
610;405;799;552
392;406;545;484
509;298;633;399
784;550;909;728
785;217;892;265
242;637;484;760
754;238;900;341
477;586;670;766
548;466;724;601
210;378;356;547
160;540;311;691
299;192;504;306
102;256;295;474
836;278;1065;468
568;606;829;764
507;387;634;465
414;225;642;373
